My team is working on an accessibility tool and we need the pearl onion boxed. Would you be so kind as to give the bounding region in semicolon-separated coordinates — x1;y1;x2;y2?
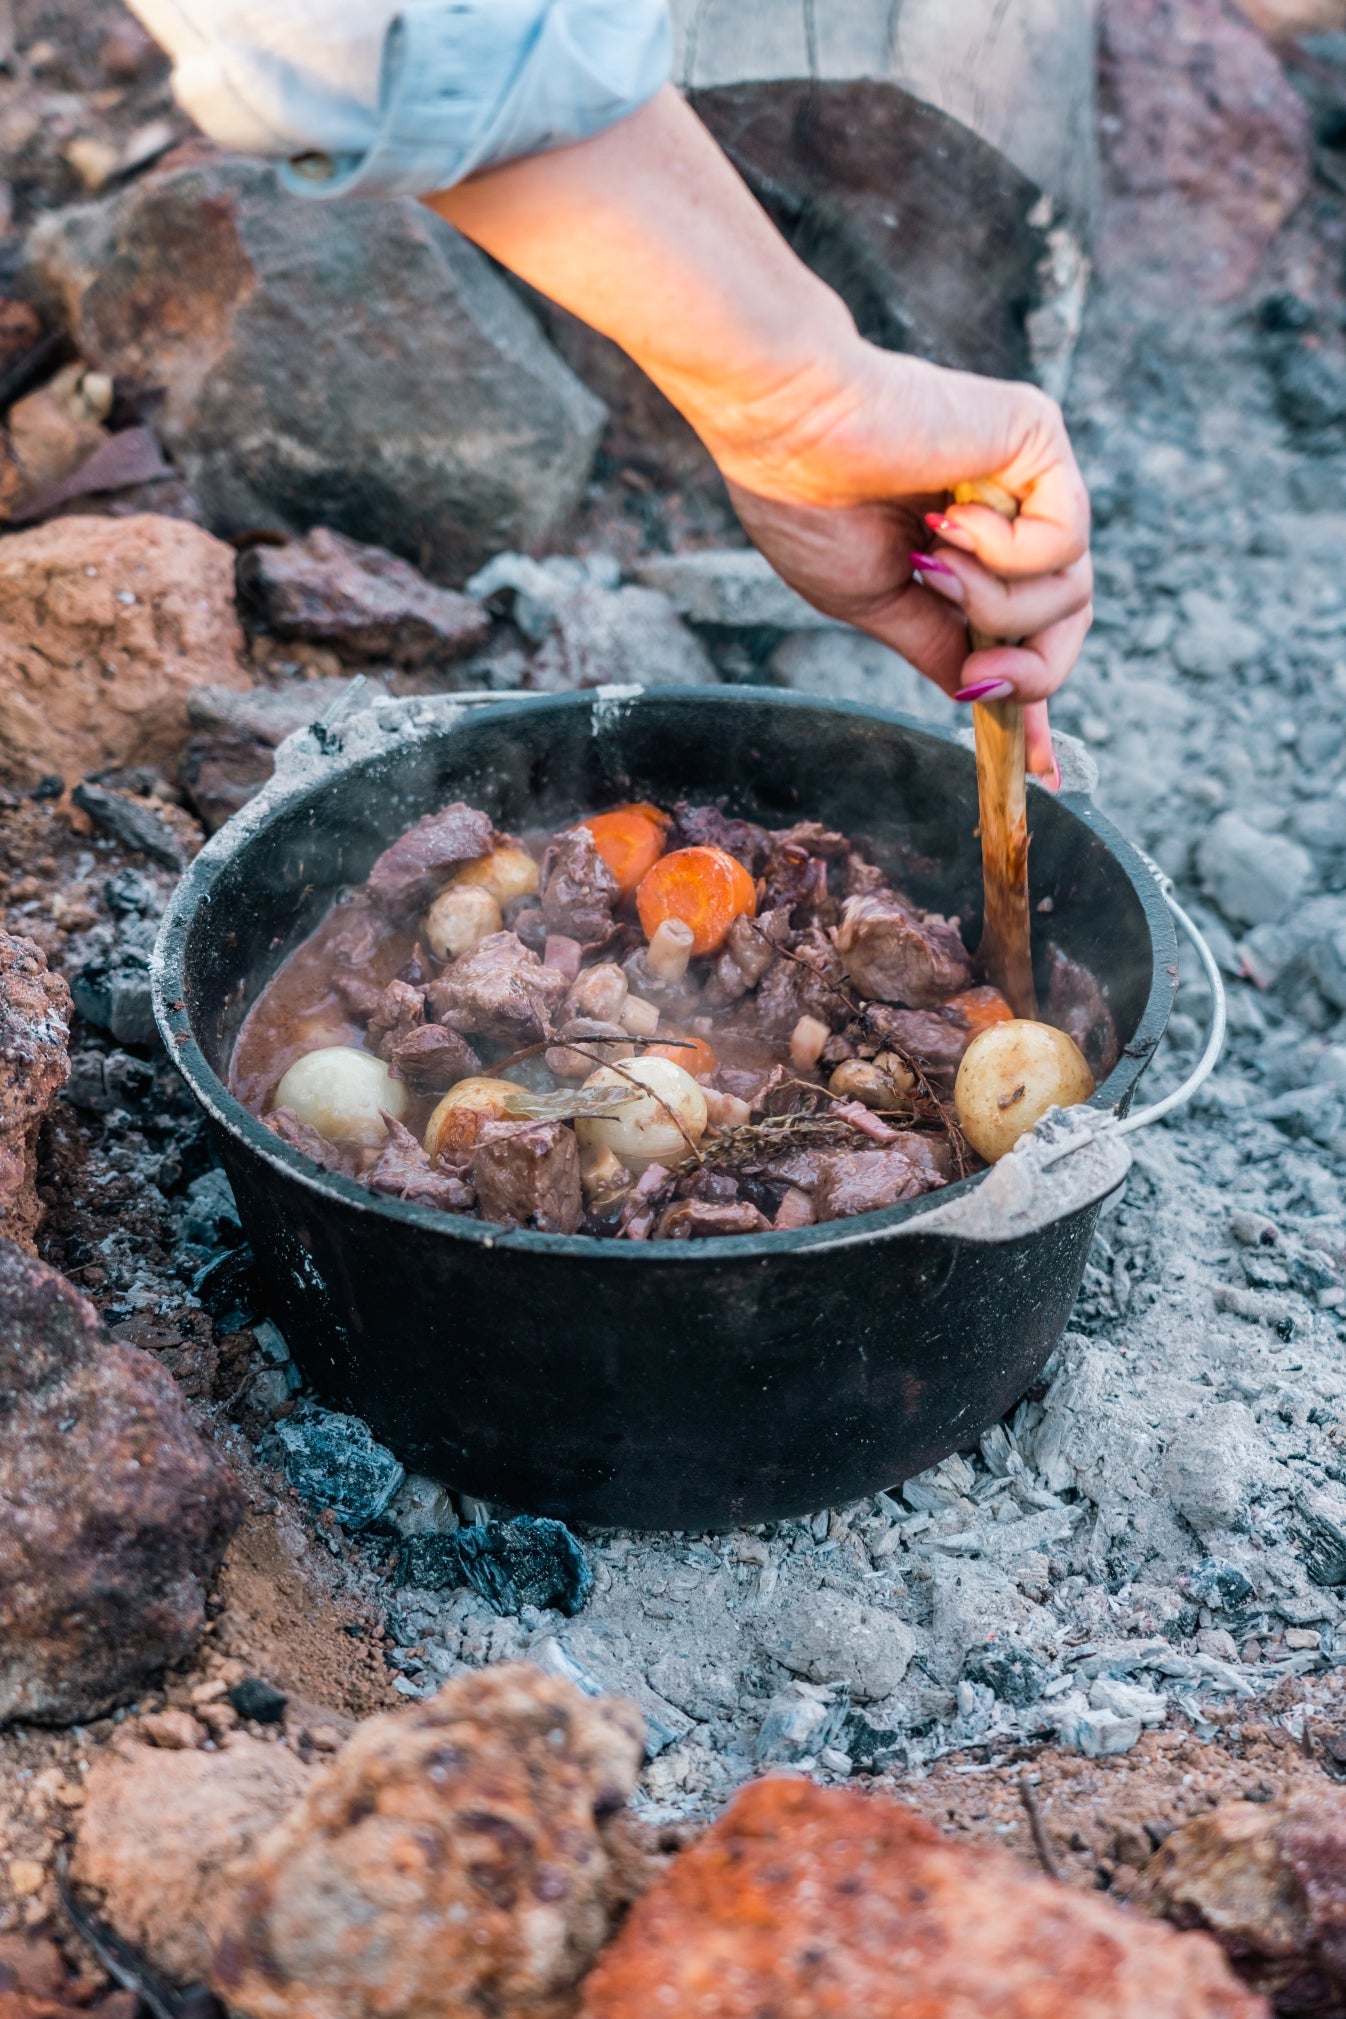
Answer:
453;844;540;906
425;882;502;961
575;1056;708;1174
274;1046;407;1148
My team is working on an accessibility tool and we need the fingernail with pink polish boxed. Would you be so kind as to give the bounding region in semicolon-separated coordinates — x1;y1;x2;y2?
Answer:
909;550;958;579
954;678;1015;703
924;512;953;535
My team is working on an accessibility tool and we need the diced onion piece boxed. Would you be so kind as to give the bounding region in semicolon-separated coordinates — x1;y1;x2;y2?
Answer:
618;993;660;1039
452;844;540;906
954;1019;1095;1163
274;1046;407;1149
566;962;628;1024
425;882;502;961
575;1056;708;1174
790;1014;830;1074
423;1075;523;1161
703;1087;751;1131
646;917;694;984
579;1141;631;1206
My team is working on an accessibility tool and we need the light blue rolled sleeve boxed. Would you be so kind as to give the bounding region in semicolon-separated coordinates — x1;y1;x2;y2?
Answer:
123;0;673;199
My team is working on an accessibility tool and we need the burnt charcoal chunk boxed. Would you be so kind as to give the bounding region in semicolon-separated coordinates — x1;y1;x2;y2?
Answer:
385;1023;481;1094
813;1136;951;1222
539;826;619;943
833;890;972;1007
1047;945;1119;1081
652;1199;772;1239
964;1640;1045;1707
369;1114;475;1212
863;1004;971;1083
1184;1558;1256;1610
274;1409;404;1529
228;1676;289;1724
672;802;772;874
426;931;568;1042
366;979;425;1056
366;804;495;922
754;927;850;1033
472;1120;582;1233
399;1516;593;1616
842;1709;910;1775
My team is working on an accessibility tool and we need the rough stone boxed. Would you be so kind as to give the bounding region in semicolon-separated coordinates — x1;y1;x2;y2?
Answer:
762;1590;916;1702
1097;0;1311;300
1161;1402;1285;1541
236;528;491;663
228;1678;289;1726
580;1777;1265;2018
528;583;717;691
0;936;69;1252
273;1411;405;1532
213;1666;645;2019
770;627;958;727
964;1639;1046;1707
72;1737;308;1985
1133;1787;1346;2010
752;1680;850;1766
184;677;385;831
631;549;829;630
1197;811;1313;928
0;1240;242;1723
24;159;606;582
0;514;248;790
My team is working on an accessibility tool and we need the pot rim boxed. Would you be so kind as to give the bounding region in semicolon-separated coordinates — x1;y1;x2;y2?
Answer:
153;686;1178;1263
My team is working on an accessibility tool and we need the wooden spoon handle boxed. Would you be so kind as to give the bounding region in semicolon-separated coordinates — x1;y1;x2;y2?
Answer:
954;480;1038;1020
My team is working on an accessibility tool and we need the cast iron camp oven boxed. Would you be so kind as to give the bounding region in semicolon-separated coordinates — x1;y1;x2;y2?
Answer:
155;687;1186;1531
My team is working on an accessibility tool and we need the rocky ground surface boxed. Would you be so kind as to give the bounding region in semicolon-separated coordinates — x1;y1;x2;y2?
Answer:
5;0;1346;2013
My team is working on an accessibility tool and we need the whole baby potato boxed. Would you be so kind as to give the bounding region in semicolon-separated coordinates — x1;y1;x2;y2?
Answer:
274;1046;407;1148
954;1019;1095;1163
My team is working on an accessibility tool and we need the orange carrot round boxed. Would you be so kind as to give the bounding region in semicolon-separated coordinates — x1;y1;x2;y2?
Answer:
948;985;1015;1035
636;846;756;957
581;803;669;897
647;1031;718;1077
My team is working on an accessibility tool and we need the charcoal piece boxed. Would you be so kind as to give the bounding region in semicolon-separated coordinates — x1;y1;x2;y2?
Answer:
755;1680;850;1765
1184;1559;1256;1611
227;1676;289;1724
1299;1493;1346;1588
191;1246;259;1327
72;780;187;871
274;1410;405;1531
842;1707;909;1774
964;1640;1045;1707
103;867;156;917
399;1516;592;1617
70;948;155;1046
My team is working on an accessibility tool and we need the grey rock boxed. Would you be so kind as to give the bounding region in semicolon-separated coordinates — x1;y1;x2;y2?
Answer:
763;1590;916;1702
754;1678;849;1765
632;549;829;629
1088;1674;1168;1724
25;158;605;581
929;1560;1035;1684
467;552;618;642
184;676;387;831
1161;1401;1285;1540
387;1473;458;1539
1291;796;1346;855
1172;593;1264;677
528;583;717;690
529;1631;690;1759
1309;911;1346;1010
1197;810;1312;927
1046;1693;1143;1756
274;1409;405;1530
770;628;957;727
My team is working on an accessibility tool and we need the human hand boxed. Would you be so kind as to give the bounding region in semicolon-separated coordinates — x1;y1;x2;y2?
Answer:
709;340;1093;785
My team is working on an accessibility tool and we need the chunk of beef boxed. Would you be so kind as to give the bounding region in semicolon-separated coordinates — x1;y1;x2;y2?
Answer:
754;927;850;1033
1047;946;1119;1081
263;1106;359;1178
774;819;850;859
331;970;383;1021
833;890;972;1007
539;827;619;944
703;907;792;1007
366;980;425;1059
673;1166;742;1204
813;1134;952;1222
385;1023;481;1094
365;804;495;922
426;932;568;1042
369;1114;475;1211
652;1199;772;1240
471;1120;582;1234
844;851;886;897
760;841;833;929
672;803;773;875
862;1004;970;1084
511;907;548;954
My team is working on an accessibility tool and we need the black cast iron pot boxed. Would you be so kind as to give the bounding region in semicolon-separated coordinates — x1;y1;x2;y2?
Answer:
154;688;1177;1531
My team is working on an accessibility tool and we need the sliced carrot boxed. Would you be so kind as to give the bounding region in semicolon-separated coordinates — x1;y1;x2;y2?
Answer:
947;985;1015;1034
581;803;670;897
647;1032;718;1077
636;845;756;957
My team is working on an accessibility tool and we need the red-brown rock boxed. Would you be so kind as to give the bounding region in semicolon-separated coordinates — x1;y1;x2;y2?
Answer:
1132;1787;1346;2012
580;1777;1267;2019
0;514;249;789
0;1240;243;1724
0;935;70;1251
0;1934;136;2019
213;1665;646;2019
236;527;491;664
1097;0;1311;301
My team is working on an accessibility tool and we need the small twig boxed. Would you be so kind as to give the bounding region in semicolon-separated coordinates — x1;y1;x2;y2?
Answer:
57;1849;221;2019
1019;1781;1061;1882
1302;1712;1316;1761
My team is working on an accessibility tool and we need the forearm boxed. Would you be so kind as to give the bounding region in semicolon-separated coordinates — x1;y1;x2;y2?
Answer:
426;84;861;482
